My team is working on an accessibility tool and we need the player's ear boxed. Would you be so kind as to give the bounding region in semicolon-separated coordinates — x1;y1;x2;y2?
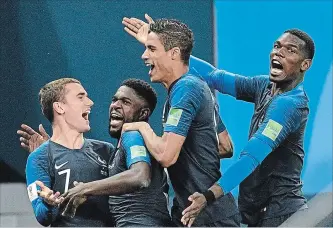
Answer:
300;58;312;72
139;108;150;121
53;102;65;114
171;47;181;60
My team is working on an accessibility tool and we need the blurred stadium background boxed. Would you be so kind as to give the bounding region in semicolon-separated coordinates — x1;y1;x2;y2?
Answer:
0;0;331;226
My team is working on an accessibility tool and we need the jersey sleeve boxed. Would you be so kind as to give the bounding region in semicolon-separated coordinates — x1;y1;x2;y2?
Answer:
216;114;226;134
25;142;59;226
189;55;237;96
217;98;303;194
213;96;226;134
189;55;268;103
163;78;204;137
121;131;151;169
234;75;269;103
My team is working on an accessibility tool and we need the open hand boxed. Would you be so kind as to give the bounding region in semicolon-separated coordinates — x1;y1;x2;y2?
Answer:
17;124;49;152
36;181;63;206
122;14;154;44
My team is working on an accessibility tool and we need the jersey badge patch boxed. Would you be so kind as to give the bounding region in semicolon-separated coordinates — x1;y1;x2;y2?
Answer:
27;182;38;202
130;145;147;159
166;108;183;126
262;119;283;141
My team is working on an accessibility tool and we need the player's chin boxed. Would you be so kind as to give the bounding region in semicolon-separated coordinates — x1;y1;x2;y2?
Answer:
81;125;91;133
149;76;157;82
149;73;161;83
109;128;121;138
269;74;286;83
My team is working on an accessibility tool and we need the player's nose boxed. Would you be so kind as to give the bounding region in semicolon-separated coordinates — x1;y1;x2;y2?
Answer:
87;97;94;107
141;49;149;60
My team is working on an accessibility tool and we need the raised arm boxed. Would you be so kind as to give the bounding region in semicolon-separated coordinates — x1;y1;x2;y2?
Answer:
182;99;304;226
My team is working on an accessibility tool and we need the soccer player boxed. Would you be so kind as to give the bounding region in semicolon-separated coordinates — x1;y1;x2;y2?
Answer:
24;78;113;226
20;78;172;227
181;29;315;227
60;78;172;226
123;15;234;159
121;18;240;226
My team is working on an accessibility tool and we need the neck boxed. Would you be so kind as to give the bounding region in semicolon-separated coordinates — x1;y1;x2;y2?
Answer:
50;122;84;149
162;64;189;90
271;75;304;96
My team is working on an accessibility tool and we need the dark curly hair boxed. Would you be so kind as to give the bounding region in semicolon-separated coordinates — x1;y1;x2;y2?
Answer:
284;29;315;59
121;78;157;115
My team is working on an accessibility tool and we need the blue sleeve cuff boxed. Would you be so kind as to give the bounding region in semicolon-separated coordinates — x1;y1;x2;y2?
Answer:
216;115;226;134
121;131;151;169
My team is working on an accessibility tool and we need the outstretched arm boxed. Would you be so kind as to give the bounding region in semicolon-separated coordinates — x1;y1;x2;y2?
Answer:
181;100;304;226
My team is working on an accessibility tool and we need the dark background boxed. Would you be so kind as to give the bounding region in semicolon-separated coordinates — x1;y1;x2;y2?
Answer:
0;0;214;182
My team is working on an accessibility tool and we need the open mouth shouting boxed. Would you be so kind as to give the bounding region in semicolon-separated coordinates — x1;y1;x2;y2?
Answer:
82;109;91;123
109;111;124;128
270;59;284;77
145;62;155;77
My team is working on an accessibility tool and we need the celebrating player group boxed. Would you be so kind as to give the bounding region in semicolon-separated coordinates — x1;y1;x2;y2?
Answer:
18;13;315;227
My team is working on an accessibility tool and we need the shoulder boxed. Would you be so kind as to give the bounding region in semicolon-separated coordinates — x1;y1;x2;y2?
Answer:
85;138;116;154
256;75;270;86
27;141;50;162
269;95;308;118
170;74;208;101
273;89;309;110
121;131;144;148
236;74;269;85
175;74;206;91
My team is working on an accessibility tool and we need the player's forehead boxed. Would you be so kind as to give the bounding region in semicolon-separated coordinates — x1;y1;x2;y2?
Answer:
114;86;139;100
146;32;163;46
276;33;304;49
64;83;87;96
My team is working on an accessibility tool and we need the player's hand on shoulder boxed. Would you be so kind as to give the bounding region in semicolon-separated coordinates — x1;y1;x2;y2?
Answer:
122;122;147;134
17;124;49;153
122;14;154;44
35;180;63;207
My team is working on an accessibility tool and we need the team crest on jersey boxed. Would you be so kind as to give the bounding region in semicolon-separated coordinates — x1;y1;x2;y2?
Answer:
27;182;38;202
262;119;283;141
130;145;147;158
166;108;183;126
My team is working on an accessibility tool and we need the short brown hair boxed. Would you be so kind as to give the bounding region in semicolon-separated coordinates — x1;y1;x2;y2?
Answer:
39;78;81;122
149;19;194;65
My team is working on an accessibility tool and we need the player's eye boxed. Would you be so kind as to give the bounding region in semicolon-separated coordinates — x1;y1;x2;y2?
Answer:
287;47;296;53
123;100;130;105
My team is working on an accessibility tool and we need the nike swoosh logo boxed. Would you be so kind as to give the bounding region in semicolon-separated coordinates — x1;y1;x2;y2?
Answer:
55;161;68;170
